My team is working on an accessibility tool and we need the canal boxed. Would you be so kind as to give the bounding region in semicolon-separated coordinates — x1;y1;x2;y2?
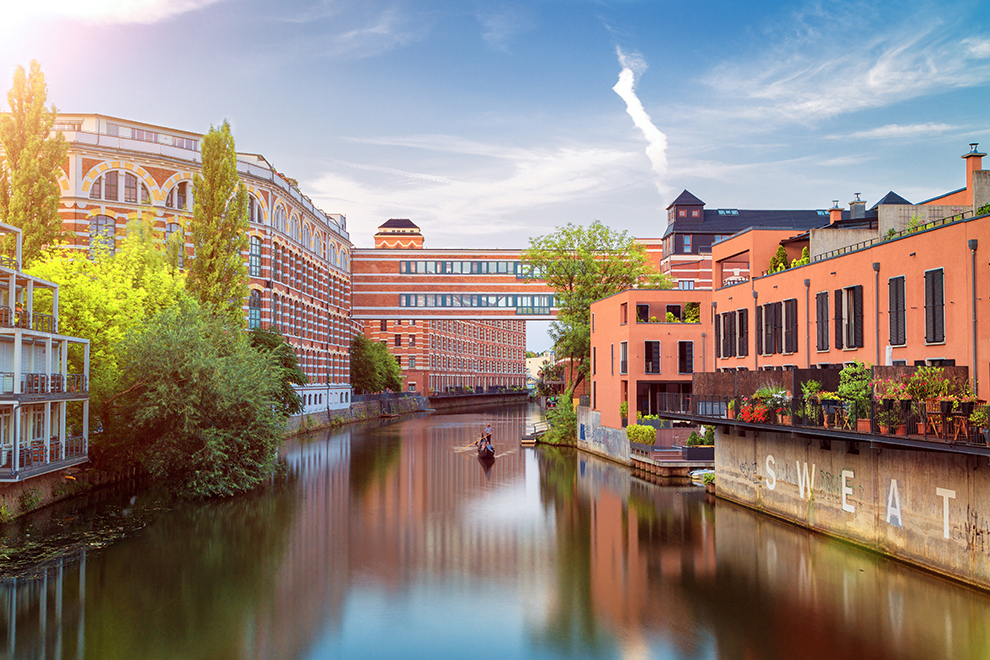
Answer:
3;402;990;659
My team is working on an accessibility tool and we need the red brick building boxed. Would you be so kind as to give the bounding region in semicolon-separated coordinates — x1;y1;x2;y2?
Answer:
48;114;353;413
356;219;526;393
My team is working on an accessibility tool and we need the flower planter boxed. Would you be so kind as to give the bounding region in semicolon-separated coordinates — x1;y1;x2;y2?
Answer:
683;445;715;461
856;418;871;433
941;400;953;416
960;402;974;416
778;414;791;426
727;409;736;420
899;399;913;413
894;424;908;436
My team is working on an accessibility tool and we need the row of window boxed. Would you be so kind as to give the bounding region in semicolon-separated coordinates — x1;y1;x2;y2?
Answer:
594;341;695;376
399;260;540;277
716;269;946;359
429;354;522;374
87;216;183;261
90;172;151;205
399;293;553;312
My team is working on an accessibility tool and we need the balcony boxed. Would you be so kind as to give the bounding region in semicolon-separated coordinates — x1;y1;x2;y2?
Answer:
0;307;58;333
0;434;88;481
0;373;89;396
656;392;990;455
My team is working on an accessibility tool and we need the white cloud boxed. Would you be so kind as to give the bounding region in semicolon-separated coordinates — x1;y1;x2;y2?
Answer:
611;47;669;205
702;11;990;124
836;122;959;140
478;6;534;50
7;0;222;24
305;136;648;247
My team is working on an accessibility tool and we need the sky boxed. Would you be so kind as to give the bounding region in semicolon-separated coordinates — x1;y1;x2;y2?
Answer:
2;0;990;350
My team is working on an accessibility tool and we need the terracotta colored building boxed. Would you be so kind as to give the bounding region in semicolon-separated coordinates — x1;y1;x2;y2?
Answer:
47;114;353;413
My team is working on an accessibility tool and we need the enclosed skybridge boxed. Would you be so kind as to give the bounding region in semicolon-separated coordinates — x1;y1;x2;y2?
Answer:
351;248;558;321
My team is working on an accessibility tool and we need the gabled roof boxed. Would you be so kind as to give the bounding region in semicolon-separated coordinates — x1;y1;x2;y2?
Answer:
870;191;912;210
666;190;705;209
378;218;420;230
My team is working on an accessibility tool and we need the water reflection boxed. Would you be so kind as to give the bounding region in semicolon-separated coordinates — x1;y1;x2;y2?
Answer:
4;403;990;659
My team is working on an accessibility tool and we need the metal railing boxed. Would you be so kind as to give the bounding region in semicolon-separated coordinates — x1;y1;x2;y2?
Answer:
813;210;974;263
0;434;88;477
0;372;88;395
656;393;990;446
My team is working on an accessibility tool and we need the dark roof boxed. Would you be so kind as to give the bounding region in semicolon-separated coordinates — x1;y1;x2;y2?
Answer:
663;208;829;238
378;218;419;230
870;191;912;209
666;189;705;209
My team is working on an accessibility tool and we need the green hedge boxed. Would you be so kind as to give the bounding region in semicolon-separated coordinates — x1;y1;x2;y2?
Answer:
626;424;656;444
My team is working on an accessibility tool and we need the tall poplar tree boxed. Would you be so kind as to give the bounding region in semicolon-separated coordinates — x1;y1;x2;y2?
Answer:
0;60;68;265
188;121;249;327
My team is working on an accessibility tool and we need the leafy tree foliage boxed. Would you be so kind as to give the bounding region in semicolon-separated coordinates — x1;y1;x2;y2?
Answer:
523;220;671;393
249;327;306;416
350;334;403;394
27;219;185;430
105;298;286;498
768;245;788;273
188;121;249;327
0;60;68;265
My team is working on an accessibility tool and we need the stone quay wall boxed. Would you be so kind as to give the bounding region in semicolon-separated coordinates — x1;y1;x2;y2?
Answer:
576;406;631;466
716;427;990;589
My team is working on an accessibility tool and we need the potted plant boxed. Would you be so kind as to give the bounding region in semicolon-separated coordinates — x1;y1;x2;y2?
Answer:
970;406;989;444
839;361;872;432
727;398;737;419
800;379;822;426
620;400;628;427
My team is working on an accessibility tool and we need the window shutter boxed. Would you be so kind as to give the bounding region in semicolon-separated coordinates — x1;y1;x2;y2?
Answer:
785;299;798;353
815;292;828;351
933;269;944;343
853;285;864;348
834;289;844;349
753;305;763;355
773;301;783;354
728;310;737;357
925;270;935;343
738;309;749;357
715;314;722;359
764;304;775;355
889;277;898;345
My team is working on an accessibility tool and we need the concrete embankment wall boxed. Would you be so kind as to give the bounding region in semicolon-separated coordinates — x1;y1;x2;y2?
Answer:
576;406;631;466
0;466;142;522
428;392;528;412
716;427;990;589
287;395;430;434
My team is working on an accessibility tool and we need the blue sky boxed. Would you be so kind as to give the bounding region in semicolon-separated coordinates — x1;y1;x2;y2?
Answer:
2;0;990;252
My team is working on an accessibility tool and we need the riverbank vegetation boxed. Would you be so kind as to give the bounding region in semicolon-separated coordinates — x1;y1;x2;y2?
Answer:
349;334;403;395
3;63;303;499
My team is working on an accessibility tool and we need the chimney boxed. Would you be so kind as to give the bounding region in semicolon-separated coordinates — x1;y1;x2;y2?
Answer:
829;199;842;225
964;143;985;202
849;193;866;220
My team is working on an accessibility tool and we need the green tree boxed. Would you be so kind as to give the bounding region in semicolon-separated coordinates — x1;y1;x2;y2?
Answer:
104;298;286;498
248;327;306;416
523;220;670;394
768;245;788;273
350;334;382;395
372;340;403;392
188;121;248;327
27;219;185;431
0;60;68;265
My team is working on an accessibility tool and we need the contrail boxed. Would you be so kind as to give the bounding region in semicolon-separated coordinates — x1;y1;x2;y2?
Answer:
612;47;668;207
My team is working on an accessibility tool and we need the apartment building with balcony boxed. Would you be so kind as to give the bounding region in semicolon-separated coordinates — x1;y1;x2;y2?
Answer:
49;114;352;413
0;223;90;481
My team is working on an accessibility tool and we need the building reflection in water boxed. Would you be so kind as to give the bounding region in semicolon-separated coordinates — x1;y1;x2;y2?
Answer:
5;404;990;659
0;549;86;660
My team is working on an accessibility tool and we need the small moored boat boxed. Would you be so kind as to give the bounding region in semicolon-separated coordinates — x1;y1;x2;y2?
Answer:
478;443;495;459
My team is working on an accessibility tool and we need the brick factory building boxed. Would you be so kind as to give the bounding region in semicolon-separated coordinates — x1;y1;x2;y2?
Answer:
356;219;526;394
48;114;353;413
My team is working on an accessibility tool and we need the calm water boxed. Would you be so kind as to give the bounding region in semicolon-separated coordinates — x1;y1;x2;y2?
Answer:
4;402;990;659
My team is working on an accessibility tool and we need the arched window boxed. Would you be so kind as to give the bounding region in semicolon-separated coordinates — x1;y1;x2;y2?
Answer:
248;236;262;277
273;206;286;233
290;216;299;242
165;222;184;268
302;225;310;250
91;170;151;203
165;182;190;210
272;244;282;282
248;195;264;224
330;245;337;269
89;215;115;259
248;290;262;329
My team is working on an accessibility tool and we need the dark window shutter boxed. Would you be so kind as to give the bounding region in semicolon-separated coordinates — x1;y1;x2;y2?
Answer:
784;299;797;353
933;269;944;342
754;305;763;355
889;277;898;345
715;314;722;358
834;289;844;349
764;304;774;355
816;292;829;351
773;301;783;354
925;270;935;343
728;310;737;357
889;277;906;346
853;285;864;348
738;309;749;357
